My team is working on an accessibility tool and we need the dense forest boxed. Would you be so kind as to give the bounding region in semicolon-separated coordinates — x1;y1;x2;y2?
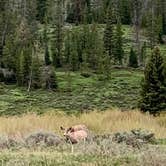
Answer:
0;0;166;115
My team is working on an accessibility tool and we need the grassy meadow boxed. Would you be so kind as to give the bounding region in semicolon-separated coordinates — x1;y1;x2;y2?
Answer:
0;109;165;138
0;110;165;166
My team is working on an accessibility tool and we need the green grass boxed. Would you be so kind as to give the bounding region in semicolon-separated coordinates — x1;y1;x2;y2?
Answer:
0;142;165;166
0;69;143;116
0;151;137;166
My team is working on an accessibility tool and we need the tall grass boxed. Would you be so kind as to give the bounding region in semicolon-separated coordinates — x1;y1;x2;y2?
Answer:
0;109;165;138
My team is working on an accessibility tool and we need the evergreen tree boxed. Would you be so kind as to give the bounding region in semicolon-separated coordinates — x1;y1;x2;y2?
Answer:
89;23;103;70
114;19;124;65
0;0;15;68
118;0;132;25
69;31;79;71
15;0;38;87
98;52;111;81
146;1;163;49
81;24;91;70
16;19;32;86
51;0;64;68
43;24;51;66
104;7;115;59
129;47;138;68
140;42;147;66
36;0;48;23
64;30;71;65
28;49;41;91
161;0;166;35
140;47;166;115
17;50;26;86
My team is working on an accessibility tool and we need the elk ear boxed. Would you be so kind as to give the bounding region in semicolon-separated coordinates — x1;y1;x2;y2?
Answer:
67;127;74;132
60;126;65;130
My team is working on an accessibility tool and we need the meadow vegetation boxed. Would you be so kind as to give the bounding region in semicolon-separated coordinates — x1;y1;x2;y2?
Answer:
0;109;165;139
0;69;143;116
0;110;165;166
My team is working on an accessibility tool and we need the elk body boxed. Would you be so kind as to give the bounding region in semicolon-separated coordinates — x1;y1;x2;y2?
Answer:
60;124;88;144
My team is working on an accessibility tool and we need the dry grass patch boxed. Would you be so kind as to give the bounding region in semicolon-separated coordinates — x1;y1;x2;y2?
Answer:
0;109;165;139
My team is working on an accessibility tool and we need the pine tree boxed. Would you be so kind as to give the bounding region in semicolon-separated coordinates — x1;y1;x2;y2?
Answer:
129;47;138;68
51;0;64;68
0;0;16;68
64;30;71;65
28;49;41;91
104;7;115;59
69;31;79;71
118;0;131;25
89;23;103;70
81;24;91;71
140;42;147;66
36;0;48;23
140;47;166;115
114;19;124;65
161;0;166;35
15;0;38;87
43;24;51;66
17;50;26;86
146;1;162;49
16;19;32;86
98;52;111;81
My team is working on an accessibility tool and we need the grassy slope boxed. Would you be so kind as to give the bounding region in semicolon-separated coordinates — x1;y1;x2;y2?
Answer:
0;69;143;115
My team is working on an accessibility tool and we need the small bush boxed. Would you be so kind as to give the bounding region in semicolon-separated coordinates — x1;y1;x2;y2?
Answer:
0;135;22;149
25;131;62;147
113;129;155;148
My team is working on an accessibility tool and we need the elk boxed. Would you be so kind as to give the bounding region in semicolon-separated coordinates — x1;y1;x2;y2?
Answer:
60;124;88;144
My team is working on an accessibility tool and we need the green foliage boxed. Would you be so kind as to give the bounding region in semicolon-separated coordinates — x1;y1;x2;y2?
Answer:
129;48;138;68
140;47;166;115
114;20;124;65
146;11;163;49
64;29;79;71
45;66;58;90
140;42;147;66
97;52;111;80
16;49;32;86
36;0;48;23
50;0;64;68
30;54;41;89
104;7;115;58
45;44;51;66
0;69;142;116
118;0;132;25
43;25;51;66
69;31;79;71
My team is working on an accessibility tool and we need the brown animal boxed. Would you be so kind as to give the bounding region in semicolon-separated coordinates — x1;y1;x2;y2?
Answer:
60;124;88;144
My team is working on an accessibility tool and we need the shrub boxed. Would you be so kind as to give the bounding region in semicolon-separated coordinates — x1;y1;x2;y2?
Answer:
25;131;62;147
